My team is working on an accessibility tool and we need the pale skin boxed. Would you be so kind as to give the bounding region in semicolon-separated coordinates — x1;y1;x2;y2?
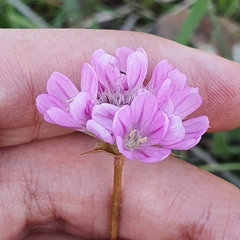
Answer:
1;30;240;240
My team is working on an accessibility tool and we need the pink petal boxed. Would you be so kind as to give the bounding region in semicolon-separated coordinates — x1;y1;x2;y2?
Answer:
45;107;82;129
130;92;158;131
163;116;209;150
126;51;148;88
113;105;132;137
172;87;202;118
163;137;201;150
86;119;114;144
69;92;94;126
155;78;172;101
183;116;209;139
136;47;147;58
167;68;186;93
160;114;185;145
132;146;171;163
91;103;120;132
147;60;169;94
160;98;174;115
91;49;119;89
116;135;133;160
43;112;55;125
47;72;79;102
36;94;66;115
81;63;98;99
91;49;106;66
142;110;166;145
161;112;170;139
115;47;134;73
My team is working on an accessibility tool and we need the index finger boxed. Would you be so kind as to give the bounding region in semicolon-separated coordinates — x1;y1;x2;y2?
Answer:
1;29;240;147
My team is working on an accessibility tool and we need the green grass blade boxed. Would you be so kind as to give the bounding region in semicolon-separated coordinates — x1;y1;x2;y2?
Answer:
176;0;210;45
199;163;240;172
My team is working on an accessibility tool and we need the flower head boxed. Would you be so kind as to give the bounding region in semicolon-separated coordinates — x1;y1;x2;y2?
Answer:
113;91;209;163
36;72;94;130
146;60;203;119
81;47;148;106
113;92;171;162
36;47;209;163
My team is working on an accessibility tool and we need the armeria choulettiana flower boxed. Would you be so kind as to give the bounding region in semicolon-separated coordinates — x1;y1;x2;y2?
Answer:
113;91;209;162
36;72;94;130
36;47;209;163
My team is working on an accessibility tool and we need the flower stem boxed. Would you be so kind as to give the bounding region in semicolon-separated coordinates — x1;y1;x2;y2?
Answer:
110;155;124;240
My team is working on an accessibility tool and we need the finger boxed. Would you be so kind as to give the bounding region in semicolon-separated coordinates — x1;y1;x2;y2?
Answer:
1;133;240;239
20;233;85;240
1;30;240;147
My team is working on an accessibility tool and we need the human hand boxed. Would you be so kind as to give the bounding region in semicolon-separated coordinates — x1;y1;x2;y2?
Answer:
1;29;240;240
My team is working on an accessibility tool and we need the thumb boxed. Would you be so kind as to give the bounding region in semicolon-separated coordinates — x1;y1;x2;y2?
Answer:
1;133;240;239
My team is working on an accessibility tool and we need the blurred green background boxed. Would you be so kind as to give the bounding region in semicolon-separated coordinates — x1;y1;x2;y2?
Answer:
1;0;240;187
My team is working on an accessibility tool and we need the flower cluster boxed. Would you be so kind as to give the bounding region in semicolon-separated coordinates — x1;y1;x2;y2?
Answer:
36;47;209;163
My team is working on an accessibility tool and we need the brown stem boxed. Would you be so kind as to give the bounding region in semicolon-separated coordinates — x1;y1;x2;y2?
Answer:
110;155;124;240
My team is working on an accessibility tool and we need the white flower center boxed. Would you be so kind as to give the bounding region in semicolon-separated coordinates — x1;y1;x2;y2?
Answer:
125;129;147;150
97;72;141;107
98;89;138;106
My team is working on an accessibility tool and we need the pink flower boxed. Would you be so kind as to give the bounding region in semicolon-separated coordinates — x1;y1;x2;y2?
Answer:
113;92;209;163
36;47;148;141
81;47;148;143
147;60;202;119
36;47;209;163
36;72;94;130
113;92;171;162
81;47;148;106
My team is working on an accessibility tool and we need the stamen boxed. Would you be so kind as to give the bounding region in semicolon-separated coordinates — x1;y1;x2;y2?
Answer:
137;137;147;145
66;97;74;103
125;129;147;150
66;98;74;112
129;129;137;140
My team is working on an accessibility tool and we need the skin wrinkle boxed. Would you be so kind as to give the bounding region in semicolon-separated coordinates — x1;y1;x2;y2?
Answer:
190;205;213;240
149;175;162;225
161;166;219;240
148;173;180;239
16;141;76;235
162;184;185;228
26;219;65;235
160;164;196;234
119;192;135;238
170;193;190;239
119;164;143;239
204;203;213;239
132;166;149;237
189;187;215;239
23;153;53;225
185;47;239;124
23;232;87;240
135;170;147;227
221;202;231;240
88;169;100;240
0;154;26;240
27;73;41;143
189;54;240;125
16;228;30;240
22;162;35;223
79;165;104;238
